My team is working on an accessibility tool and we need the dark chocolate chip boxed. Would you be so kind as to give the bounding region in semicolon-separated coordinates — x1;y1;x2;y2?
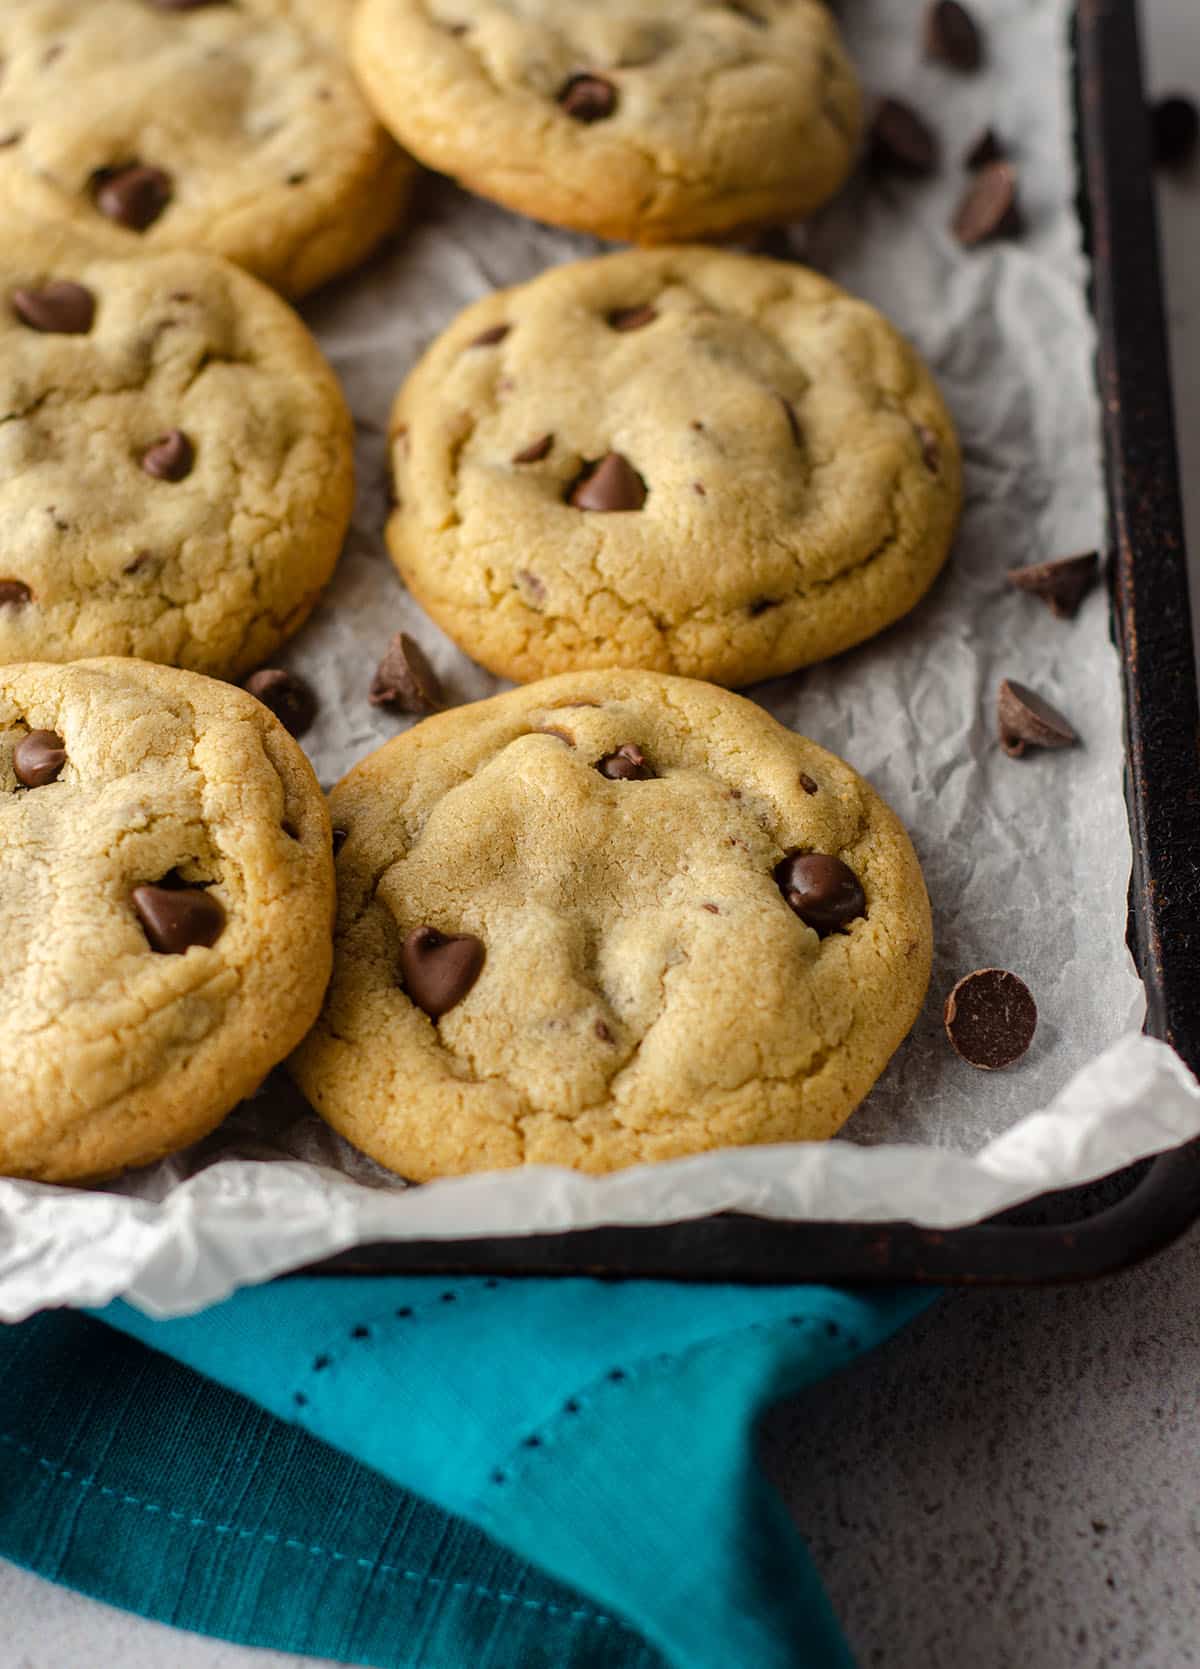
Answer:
799;772;819;795
1151;95;1199;169
13;729;66;788
93;164;172;231
469;323;510;347
595;743;653;781
774;853;866;936
132;883;225;954
965;126;1006;169
997;678;1079;757
869;98;939;176
558;74;617;122
1006;552;1099;620
140;428;194;481
513;433;553;464
953;161;1022;245
243;668;318;737
944;968;1037;1069
569;452;647;512
11;280;95;334
369;632;444;714
924;0;983;71
608;305;657;331
400;925;485;1019
331;826;348;856
0;580;32;606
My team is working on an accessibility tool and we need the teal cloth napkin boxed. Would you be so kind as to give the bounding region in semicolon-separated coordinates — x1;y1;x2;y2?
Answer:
0;1276;933;1667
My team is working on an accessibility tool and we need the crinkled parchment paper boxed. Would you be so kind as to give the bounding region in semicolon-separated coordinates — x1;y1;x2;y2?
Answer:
3;0;1198;1320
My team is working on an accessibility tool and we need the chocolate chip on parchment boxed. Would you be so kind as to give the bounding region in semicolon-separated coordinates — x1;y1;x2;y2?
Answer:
569;452;647;512
133;883;225;954
1006;551;1099;619
965;126;1006;170
0;580;32;606
92;164;172;231
608;305;657;331
11;280;94;334
558;74;617;122
141;429;194;481
944;968;1037;1069
799;772;819;795
400;925;485;1019
244;668;318;737
513;433;553;464
869;98;939;176
924;0;983;71
369;632;444;714
953;162;1022;245
596;743;654;781
1151;95;1199;170
13;729;66;788
774;853;866;936
997;678;1079;757
469;323;510;348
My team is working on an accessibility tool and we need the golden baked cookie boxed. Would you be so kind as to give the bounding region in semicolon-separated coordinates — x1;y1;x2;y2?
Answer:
0;204;354;678
385;248;962;686
0;0;413;297
0;658;335;1183
352;0;861;243
290;670;932;1178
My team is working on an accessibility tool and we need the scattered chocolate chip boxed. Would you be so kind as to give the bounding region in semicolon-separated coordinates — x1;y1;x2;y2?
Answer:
369;632;444;714
997;678;1079;757
869;97;939;176
469;323;510;348
13;729;66;787
0;580;32;606
965;126;1006;169
569;452;647;512
331;826;348;856
608;305;657;331
11;280;95;334
1151;95;1199;169
1006;551;1099;620
243;668;318;737
558;74;617;122
953;161;1022;245
774;853;866;936
513;433;553;464
132;883;225;954
944;968;1037;1068
92;163;172;231
924;0;983;71
594;1018;614;1043
799;772;819;795
596;743;654;781
140;428;194;481
779;395;802;447
916;425;942;473
400;925;485;1019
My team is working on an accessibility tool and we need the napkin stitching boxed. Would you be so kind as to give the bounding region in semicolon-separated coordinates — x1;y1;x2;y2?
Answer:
0;1428;617;1627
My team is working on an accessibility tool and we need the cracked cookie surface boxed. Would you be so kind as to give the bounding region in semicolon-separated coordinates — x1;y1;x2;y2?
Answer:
289;669;932;1178
352;0;861;243
0;0;413;297
0;658;335;1182
386;248;962;686
0;206;354;677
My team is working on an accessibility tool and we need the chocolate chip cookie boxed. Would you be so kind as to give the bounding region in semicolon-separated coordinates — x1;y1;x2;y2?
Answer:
0;203;354;677
289;669;932;1178
0;0;413;297
385;248;962;686
351;0;861;243
0;658;335;1183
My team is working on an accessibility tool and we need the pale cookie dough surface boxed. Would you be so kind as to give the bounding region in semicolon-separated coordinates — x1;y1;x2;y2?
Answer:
0;658;335;1183
290;670;932;1178
0;0;414;297
352;0;861;243
386;248;962;687
0;207;355;677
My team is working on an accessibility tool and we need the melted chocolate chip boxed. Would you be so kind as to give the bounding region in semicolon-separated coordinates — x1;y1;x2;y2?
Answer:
400;925;485;1019
924;0;983;71
1006;552;1099;620
369;632;444;714
132;883;225;954
869;98;939;176
0;580;32;606
608;305;657;331
469;323;510;348
569;452;647;512
93;164;172;231
13;729;66;787
11;280;95;334
141;429;194;481
997;679;1079;757
774;853;866;936
944;968;1037;1069
243;668;318;737
953;162;1022;245
559;74;617;122
595;743;653;781
513;433;553;464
